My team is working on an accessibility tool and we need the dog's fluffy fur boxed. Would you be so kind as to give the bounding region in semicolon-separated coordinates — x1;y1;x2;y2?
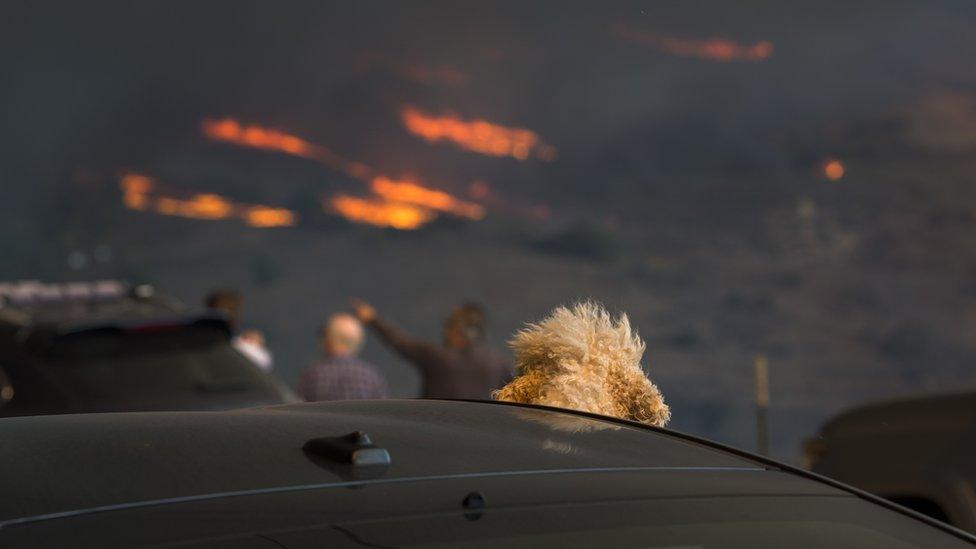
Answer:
493;302;670;427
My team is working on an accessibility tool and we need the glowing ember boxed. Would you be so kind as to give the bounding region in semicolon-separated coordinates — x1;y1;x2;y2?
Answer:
329;194;437;230
823;159;845;181
614;23;773;62
370;176;484;219
119;172;298;228
401;105;556;161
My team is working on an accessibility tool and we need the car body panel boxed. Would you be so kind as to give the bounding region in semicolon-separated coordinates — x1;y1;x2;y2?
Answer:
2;399;974;548
1;400;765;522
0;309;295;416
0;483;942;548
808;391;976;531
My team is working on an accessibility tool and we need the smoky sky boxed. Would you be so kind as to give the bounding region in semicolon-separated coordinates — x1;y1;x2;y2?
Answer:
4;0;976;237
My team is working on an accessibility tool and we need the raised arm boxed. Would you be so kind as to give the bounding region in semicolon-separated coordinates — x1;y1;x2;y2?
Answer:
351;299;445;375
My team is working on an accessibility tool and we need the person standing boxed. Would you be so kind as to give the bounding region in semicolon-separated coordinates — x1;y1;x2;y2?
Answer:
298;313;389;401
205;290;274;372
350;299;512;400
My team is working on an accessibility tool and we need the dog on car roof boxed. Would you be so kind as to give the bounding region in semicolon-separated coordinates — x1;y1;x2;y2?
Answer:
493;302;670;427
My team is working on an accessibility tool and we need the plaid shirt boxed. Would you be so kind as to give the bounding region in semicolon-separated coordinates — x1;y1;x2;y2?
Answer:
297;356;389;401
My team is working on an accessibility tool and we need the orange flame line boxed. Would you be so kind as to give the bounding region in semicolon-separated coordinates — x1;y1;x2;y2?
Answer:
120;173;298;228
244;205;299;227
400;105;557;161
201;118;374;180
328;194;437;230
370;176;484;219
200;117;490;230
613;23;773;62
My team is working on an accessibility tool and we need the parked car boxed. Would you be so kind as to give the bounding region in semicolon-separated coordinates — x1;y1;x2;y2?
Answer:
804;390;976;533
1;399;973;547
0;280;295;416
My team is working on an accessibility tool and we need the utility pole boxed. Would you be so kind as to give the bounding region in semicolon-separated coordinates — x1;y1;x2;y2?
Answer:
754;354;770;456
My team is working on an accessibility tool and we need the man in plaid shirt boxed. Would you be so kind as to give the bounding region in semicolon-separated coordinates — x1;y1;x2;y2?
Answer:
298;313;389;401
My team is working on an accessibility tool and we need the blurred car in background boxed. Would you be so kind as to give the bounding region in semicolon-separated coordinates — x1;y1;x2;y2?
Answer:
804;391;976;533
0;280;296;417
1;399;973;548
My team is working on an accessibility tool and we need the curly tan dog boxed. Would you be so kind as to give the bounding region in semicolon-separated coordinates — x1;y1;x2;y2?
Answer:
493;302;670;427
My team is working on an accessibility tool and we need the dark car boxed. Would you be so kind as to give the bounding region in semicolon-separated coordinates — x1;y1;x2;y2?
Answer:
1;399;973;548
804;390;976;532
0;280;295;416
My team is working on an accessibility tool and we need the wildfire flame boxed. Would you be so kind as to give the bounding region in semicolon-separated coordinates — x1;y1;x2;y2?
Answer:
202;117;373;180
329;194;436;230
823;159;845;181
201;117;489;230
244;206;299;227
613;23;773;62
120;173;298;228
202;117;313;157
401;105;557;161
370;176;484;219
121;173;153;210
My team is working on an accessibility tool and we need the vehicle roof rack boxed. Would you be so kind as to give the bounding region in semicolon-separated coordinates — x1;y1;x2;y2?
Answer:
0;281;187;333
0;280;130;309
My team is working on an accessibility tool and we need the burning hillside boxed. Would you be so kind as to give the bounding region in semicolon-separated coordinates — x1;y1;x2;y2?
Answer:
200;117;489;229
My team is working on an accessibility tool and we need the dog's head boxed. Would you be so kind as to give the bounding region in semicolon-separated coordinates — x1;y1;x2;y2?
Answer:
496;302;669;427
509;301;645;378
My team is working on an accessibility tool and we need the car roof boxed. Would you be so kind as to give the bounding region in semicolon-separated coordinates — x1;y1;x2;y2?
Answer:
1;399;833;522
4;399;975;547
